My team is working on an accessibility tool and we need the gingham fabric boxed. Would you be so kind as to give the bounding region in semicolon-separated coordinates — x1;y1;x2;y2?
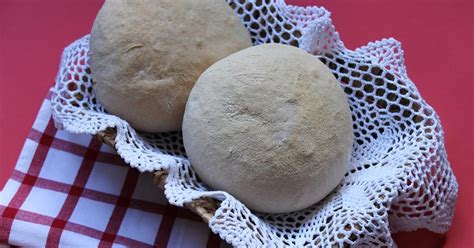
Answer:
0;91;227;247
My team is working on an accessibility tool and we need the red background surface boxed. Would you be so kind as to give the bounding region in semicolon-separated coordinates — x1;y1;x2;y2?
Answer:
0;0;472;247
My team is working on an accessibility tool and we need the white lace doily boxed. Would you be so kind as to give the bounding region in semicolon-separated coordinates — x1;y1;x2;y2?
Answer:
51;1;458;247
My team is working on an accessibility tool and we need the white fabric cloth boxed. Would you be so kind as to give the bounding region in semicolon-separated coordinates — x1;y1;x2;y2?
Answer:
51;1;458;247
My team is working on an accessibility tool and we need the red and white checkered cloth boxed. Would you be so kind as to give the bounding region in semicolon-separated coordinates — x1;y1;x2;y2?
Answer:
0;92;227;247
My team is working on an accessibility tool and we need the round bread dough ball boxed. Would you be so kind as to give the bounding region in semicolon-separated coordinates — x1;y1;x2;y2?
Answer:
89;0;252;132
183;44;353;213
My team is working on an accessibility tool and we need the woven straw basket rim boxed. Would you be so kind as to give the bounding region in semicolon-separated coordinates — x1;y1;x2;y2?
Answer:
95;128;218;224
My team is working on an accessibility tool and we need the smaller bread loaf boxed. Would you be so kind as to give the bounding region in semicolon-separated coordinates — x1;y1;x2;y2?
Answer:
89;0;252;132
183;44;353;213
